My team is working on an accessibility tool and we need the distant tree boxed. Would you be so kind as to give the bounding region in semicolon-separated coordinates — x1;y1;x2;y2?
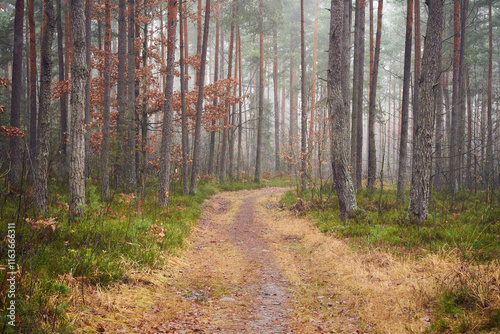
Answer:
116;0;126;187
408;0;444;222
56;0;67;170
254;0;264;183
29;0;37;159
273;24;280;173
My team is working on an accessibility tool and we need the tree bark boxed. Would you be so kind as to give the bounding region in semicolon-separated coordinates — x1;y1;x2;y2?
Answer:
273;25;280;173
408;0;443;222
397;0;413;202
208;20;219;176
56;0;68;172
300;0;307;191
449;0;460;193
9;0;24;186
355;0;365;189
180;0;189;193
309;0;319;171
486;2;493;187
254;0;264;183
190;0;211;194
329;0;358;221
116;0;127;187
34;0;54;212
367;0;383;192
84;0;91;178
127;0;136;189
101;0;111;199
159;0;178;206
29;0;37;160
69;0;88;219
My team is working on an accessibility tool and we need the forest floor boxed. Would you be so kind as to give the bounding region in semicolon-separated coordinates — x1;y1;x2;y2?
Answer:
67;187;487;333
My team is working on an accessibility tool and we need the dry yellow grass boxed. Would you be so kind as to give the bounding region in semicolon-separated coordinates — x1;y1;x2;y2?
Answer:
64;188;500;333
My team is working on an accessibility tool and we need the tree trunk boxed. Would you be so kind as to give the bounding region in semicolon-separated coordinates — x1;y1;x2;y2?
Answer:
300;0;307;191
397;0;413;202
408;0;443;222
126;0;136;189
190;0;211;194
84;0;91;178
9;0;24;186
56;0;68;172
309;0;319;170
208;20;219;176
227;4;236;181
219;5;234;182
355;0;365;189
180;0;189;193
434;67;444;190
273;25;280;173
101;0;111;199
116;0;126;187
367;0;383;192
158;0;178;206
254;0;264;183
237;26;243;178
69;0;88;219
29;0;37;160
34;0;54;212
449;0;460;193
329;0;358;221
486;2;493;187
457;0;468;189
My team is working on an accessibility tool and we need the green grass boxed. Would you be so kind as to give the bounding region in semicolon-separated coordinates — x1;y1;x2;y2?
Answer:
281;184;500;261
0;173;291;333
281;182;500;333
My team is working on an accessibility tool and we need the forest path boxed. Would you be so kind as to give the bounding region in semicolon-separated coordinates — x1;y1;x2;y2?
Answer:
73;187;438;333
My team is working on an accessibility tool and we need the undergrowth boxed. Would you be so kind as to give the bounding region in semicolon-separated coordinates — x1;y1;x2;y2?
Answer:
281;183;500;332
0;173;291;333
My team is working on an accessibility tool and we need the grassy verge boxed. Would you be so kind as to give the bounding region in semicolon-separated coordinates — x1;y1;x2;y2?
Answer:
280;183;500;333
0;174;292;333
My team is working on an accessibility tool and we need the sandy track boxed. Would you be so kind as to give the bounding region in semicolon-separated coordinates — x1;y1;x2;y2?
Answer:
70;187;447;333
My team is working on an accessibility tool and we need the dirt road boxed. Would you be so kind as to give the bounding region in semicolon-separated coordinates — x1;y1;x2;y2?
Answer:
73;188;441;333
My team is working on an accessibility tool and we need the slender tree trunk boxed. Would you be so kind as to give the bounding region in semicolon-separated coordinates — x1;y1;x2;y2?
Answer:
309;0;319;170
34;0;54;212
434;68;444;190
180;0;189;193
140;17;149;200
84;0;91;178
408;0;443;222
69;0;88;219
158;0;178;206
356;0;365;189
397;0;413;202
208;20;219;176
254;0;264;183
300;0;307;191
56;0;68;173
190;0;211;194
486;2;493;187
351;0;360;185
127;0;136;189
273;25;280;173
116;0;126;187
329;0;358;221
29;0;37;160
9;0;24;186
219;11;235;182
227;4;236;181
457;0;468;189
449;0;460;193
412;0;421;147
367;0;383;192
101;0;111;199
237;26;243;178
465;68;472;189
